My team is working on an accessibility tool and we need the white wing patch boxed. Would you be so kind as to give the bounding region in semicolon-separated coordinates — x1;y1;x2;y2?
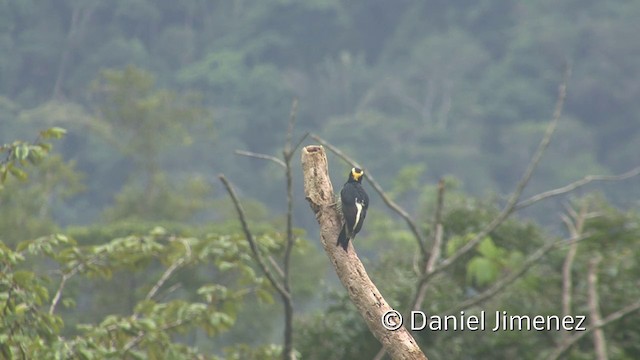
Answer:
354;198;363;231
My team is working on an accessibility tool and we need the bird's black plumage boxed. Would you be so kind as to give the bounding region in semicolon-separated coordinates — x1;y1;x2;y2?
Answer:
337;167;369;251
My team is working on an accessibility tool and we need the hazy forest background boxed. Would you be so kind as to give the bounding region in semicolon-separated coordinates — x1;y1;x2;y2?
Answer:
1;1;640;359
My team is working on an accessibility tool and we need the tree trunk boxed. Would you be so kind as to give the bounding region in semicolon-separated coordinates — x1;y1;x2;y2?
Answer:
301;145;427;360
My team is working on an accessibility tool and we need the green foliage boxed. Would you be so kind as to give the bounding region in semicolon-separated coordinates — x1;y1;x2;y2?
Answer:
1;226;272;359
0;128;66;187
466;237;523;287
0;128;82;246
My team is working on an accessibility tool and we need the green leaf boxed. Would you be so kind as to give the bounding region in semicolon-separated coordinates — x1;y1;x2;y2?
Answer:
446;233;475;256
40;127;67;139
39;142;52;152
13;146;23;159
137;318;157;331
15;303;29;316
218;261;235;271
1;164;9;183
256;288;274;304
13;270;35;286
78;348;94;360
27;146;46;164
62;298;76;309
20;144;29;160
150;226;167;236
8;166;28;181
466;257;497;286
54;234;69;243
477;237;498;258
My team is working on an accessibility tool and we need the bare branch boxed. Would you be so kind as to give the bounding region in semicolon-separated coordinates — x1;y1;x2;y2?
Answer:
284;97;298;156
443;232;588;316
282;97;298;360
310;134;429;259
218;175;289;299
121;317;189;354
423;65;571;281
561;233;578;333
563;202;579;223
283;98;299;284
587;256;608;360
290;132;310;156
309;133;362;164
49;269;80;315
232;97;300;360
49;255;100;315
145;237;192;301
235;150;286;168
412;179;445;311
267;255;285;279
515;166;640;211
122;330;146;354
560;202;588;346
427;179;446;273
560;213;576;236
543;298;640;360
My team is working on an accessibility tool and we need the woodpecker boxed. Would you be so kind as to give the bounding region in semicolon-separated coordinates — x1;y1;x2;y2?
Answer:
337;167;369;251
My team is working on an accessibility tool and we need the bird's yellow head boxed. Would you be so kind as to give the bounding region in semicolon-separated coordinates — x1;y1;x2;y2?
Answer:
350;167;364;182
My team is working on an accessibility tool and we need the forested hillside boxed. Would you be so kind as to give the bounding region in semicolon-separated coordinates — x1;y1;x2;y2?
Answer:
1;1;639;359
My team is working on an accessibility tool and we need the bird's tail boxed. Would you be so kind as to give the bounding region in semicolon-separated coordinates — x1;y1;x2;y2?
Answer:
337;225;349;251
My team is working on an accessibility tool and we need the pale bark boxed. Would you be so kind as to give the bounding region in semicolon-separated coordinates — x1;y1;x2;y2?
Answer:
301;145;427;360
587;257;608;360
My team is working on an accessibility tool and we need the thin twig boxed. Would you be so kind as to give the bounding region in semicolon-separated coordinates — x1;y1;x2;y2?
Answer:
49;255;100;315
587;256;608;360
284;97;298;155
1;132;45;166
427;179;446;273
283;98;298;287
291;132;310;155
234;155;294;278
233;97;299;360
412;179;445;311
219;175;289;299
560;229;578;334
121;318;188;354
157;283;182;301
145;238;191;301
235;150;286;168
49;267;81;315
544;298;640;360
281;97;298;360
267;255;285;279
560;203;588;346
515;166;640;210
